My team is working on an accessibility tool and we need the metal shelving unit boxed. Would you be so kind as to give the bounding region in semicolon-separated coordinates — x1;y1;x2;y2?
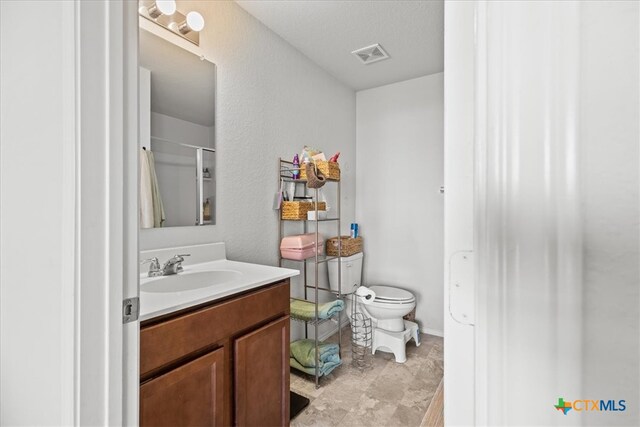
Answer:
278;158;342;388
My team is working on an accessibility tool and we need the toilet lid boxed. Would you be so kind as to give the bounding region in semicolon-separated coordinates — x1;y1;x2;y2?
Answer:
369;286;414;302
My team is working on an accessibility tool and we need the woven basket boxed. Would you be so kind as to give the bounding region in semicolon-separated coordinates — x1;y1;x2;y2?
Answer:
281;201;326;220
403;307;416;322
299;161;340;181
326;236;363;257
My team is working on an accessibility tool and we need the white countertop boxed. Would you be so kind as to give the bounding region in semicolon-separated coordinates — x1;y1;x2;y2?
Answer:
139;243;299;321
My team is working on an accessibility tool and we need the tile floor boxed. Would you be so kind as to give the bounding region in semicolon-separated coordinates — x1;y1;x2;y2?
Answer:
290;328;444;427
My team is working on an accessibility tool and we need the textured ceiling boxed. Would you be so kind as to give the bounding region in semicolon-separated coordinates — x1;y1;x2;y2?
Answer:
235;0;444;91
140;29;216;127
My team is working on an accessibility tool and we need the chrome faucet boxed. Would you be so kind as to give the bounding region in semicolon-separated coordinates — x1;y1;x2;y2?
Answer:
161;254;191;275
140;254;191;277
140;257;162;277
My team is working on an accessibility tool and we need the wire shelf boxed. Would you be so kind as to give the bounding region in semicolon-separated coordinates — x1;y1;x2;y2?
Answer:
278;157;344;389
290;313;337;326
280;217;340;222
290;297;344;326
280;255;340;264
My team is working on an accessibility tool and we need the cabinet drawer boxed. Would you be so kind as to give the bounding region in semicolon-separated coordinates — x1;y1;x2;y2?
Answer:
141;280;289;378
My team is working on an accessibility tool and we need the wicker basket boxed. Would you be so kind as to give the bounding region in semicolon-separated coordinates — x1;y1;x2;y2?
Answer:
299;161;340;181
403;307;416;322
326;236;363;257
281;201;326;220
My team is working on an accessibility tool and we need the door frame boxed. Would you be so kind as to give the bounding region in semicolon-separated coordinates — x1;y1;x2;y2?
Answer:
443;1;477;425
120;1;140;424
74;0;139;424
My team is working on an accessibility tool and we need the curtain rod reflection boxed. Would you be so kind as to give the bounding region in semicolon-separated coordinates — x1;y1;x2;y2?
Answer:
150;135;215;153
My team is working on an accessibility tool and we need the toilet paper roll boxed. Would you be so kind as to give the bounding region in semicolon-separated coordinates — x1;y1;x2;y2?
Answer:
354;286;376;304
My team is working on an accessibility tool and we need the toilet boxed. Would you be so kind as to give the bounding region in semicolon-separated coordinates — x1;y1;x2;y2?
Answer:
328;253;420;363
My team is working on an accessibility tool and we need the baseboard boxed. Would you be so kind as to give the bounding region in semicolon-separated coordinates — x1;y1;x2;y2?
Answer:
317;318;350;341
422;327;444;337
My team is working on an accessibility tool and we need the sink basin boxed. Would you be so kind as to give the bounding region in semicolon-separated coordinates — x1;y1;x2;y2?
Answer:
141;270;242;293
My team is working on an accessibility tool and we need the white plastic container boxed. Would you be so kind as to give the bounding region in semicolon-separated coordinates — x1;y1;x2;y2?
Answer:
307;210;328;220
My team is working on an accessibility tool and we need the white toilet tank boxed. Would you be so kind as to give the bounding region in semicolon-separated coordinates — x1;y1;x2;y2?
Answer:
327;252;363;294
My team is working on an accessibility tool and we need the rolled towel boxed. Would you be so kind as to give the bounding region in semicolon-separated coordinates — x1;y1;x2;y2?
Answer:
290;299;344;321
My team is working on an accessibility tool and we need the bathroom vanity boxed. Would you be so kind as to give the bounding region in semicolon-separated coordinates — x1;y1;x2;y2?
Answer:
138;243;298;426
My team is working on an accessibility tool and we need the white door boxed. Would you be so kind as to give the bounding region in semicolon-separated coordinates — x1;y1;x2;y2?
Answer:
0;1;139;425
444;1;638;426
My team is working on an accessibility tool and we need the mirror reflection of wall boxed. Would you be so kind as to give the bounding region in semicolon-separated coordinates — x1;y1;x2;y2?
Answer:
139;28;216;228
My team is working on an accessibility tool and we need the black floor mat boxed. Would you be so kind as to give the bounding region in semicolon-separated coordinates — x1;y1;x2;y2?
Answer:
290;390;310;421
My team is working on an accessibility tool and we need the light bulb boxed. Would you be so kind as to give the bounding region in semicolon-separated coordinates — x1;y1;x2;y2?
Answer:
156;1;176;16
146;0;176;19
186;11;205;32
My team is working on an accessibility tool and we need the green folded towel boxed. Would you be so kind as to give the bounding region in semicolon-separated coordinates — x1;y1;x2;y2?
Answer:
290;339;340;367
290;339;341;376
290;357;341;377
290;299;344;321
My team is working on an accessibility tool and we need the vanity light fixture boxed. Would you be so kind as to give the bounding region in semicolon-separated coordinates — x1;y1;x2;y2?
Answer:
139;1;205;46
170;11;205;35
142;0;176;19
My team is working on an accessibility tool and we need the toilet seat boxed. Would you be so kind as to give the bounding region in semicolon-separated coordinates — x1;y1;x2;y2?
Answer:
369;286;415;305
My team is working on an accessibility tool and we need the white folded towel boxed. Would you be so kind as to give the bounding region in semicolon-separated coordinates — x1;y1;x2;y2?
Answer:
146;150;166;227
139;148;154;229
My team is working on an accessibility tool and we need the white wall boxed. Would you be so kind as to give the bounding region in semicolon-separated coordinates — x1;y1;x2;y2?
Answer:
140;1;357;265
355;73;444;335
0;2;76;424
580;2;639;424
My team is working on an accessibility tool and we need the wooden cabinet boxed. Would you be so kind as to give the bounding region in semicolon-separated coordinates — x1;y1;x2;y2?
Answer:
140;348;225;426
140;280;290;427
235;316;290;426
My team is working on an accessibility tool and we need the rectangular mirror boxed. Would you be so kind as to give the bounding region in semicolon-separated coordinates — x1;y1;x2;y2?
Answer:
139;28;216;228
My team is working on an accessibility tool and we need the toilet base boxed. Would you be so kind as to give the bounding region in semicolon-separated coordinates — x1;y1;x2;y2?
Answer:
371;320;421;363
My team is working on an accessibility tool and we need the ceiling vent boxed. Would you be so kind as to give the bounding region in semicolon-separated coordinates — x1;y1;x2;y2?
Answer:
351;44;390;65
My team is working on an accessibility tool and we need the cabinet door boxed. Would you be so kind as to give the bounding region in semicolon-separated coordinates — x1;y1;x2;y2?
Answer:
140;347;225;427
234;316;290;427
